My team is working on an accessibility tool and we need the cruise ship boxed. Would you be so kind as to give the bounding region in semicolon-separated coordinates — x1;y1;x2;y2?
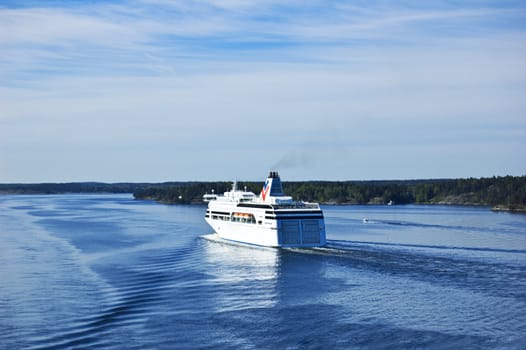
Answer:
204;171;326;248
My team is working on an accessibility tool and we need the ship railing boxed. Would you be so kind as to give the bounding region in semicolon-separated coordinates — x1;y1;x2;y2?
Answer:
273;202;320;209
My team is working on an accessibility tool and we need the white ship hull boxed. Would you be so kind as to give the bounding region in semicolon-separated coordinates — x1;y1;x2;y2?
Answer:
205;216;326;248
205;217;280;246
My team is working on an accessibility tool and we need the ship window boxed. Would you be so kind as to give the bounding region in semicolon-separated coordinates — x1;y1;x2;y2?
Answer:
230;214;257;224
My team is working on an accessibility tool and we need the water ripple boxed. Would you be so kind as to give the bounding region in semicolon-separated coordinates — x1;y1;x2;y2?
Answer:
2;195;525;349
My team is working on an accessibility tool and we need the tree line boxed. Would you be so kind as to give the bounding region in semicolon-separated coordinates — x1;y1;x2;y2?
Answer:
132;176;526;211
1;176;524;211
0;182;168;194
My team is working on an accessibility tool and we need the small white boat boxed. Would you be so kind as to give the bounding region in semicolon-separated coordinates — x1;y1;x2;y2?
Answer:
202;193;218;202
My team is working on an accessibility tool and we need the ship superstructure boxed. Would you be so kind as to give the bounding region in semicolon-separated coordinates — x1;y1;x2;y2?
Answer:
204;171;326;247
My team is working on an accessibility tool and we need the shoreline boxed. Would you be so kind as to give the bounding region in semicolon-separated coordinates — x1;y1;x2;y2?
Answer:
2;176;524;213
138;196;526;214
2;191;525;213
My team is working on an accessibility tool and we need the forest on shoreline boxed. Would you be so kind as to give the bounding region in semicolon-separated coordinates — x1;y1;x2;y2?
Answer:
135;176;526;212
1;176;525;212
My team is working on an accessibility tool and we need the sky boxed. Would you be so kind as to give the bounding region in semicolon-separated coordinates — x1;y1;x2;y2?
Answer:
1;0;525;182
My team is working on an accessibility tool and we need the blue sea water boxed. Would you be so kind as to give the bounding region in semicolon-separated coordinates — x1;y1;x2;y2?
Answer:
1;194;525;349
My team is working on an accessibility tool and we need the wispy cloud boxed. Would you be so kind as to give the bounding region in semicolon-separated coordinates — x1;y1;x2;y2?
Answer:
1;0;525;181
2;1;525;75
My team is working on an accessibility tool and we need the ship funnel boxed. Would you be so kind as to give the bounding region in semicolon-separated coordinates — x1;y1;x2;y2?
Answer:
261;171;285;202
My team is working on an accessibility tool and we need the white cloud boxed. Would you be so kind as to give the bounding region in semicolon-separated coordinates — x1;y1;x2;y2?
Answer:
0;8;138;46
1;0;525;181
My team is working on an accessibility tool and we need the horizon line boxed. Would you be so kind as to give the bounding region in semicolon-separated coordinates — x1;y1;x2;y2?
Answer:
1;174;524;185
